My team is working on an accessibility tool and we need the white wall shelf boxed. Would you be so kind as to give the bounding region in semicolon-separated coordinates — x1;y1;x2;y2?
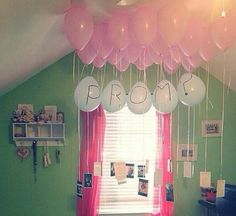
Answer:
13;122;65;146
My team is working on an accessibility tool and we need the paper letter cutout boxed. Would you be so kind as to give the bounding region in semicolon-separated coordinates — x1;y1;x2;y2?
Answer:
167;159;172;173
200;171;211;188
154;169;162;186
145;159;149;173
114;161;127;184
216;179;225;197
183;162;192;178
94;161;102;176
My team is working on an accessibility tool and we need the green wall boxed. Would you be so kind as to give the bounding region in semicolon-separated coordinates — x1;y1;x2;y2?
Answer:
0;53;236;216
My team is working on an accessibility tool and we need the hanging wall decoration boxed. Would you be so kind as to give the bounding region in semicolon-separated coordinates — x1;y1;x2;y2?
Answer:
16;146;30;161
77;180;83;198
74;74;206;114
32;140;37;183
138;178;149;197
84;173;93;188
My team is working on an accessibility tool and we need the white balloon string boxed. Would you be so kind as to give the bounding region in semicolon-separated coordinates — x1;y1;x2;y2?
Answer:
208;99;214;109
192;106;195;145
100;68;102;90
91;65;95;75
227;68;231;95
170;110;173;172
138;70;140;82
97;116;99;161
220;53;226;178
144;70;147;85
101;65;106;90
130;64;132;90
72;51;76;83
204;63;210;171
116;65;118;79
142;110;144;164
187;106;190;161
162;63;166;80
144;47;146;84
176;104;180;178
78;107;81;179
77;55;80;81
86;112;90;172
198;68;201;118
80;64;86;81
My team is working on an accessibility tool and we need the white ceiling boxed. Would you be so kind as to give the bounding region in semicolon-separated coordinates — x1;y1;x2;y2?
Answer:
0;0;236;97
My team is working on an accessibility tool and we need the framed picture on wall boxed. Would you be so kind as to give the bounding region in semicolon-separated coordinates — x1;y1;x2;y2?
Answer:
201;120;222;137
44;105;57;122
177;144;198;161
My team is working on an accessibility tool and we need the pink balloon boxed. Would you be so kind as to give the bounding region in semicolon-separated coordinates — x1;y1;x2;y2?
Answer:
199;31;218;61
181;57;195;73
163;51;179;71
188;53;203;68
90;22;113;59
164;63;177;75
158;1;190;45
64;5;94;50
90;22;104;51
108;11;130;50
77;43;97;65
107;49;124;66
211;16;236;51
150;33;168;55
97;41;113;59
170;46;182;63
93;55;106;68
179;18;206;56
139;47;154;67
149;48;163;64
134;59;146;71
116;58;129;72
184;1;213;24
123;42;142;63
131;5;157;45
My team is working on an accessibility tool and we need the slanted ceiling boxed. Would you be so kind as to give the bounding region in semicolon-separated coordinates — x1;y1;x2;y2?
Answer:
0;0;236;97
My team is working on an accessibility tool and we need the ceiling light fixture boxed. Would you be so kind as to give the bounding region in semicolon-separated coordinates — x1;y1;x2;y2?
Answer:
117;0;140;6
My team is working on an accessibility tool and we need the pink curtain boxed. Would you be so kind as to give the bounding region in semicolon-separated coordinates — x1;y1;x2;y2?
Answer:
152;113;173;216
160;113;173;216
76;106;106;216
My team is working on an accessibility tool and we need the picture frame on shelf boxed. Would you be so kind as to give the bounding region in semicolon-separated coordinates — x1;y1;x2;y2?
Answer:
177;144;198;161
13;104;35;123
18;104;33;112
56;112;64;123
44;105;57;122
201;120;222;137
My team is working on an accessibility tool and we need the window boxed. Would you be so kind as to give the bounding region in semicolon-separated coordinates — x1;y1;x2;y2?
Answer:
99;106;161;215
